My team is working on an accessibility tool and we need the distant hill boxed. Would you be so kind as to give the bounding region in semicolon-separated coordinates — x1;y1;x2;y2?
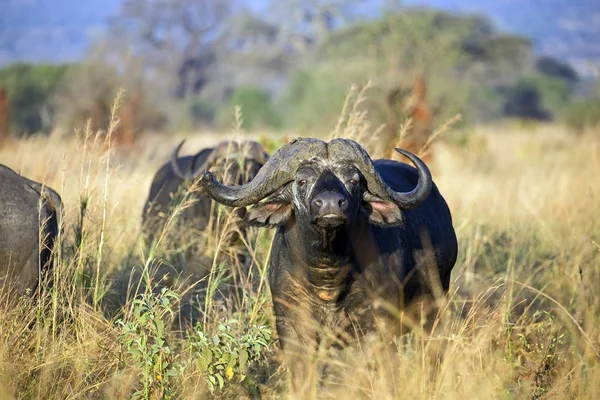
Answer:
0;0;598;75
403;0;600;76
0;0;121;65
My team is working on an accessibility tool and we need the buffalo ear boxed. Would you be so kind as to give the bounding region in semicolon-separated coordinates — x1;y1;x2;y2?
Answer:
363;193;404;227
244;187;293;228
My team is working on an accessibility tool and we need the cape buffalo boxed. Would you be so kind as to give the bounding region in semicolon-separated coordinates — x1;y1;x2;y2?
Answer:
201;137;457;388
0;165;62;296
142;139;269;265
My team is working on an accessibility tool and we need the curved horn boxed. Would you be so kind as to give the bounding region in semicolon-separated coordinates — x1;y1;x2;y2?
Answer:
201;138;327;207
170;139;191;179
328;139;432;209
170;140;231;181
388;148;433;208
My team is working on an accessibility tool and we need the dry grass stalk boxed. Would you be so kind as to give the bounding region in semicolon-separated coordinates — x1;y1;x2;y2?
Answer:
0;91;598;398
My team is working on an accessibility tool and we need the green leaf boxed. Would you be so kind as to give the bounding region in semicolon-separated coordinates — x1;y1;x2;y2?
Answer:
239;350;249;371
128;348;144;359
155;319;165;338
220;352;230;365
216;373;224;389
200;349;212;371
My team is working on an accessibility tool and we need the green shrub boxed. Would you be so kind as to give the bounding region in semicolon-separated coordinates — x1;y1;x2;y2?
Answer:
501;78;550;120
0;63;70;135
279;69;348;132
502;75;571;120
187;318;271;393
219;86;281;130
117;288;183;400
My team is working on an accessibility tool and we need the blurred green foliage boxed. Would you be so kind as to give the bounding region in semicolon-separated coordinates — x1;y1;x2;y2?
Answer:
502;75;571;121
0;63;70;135
188;98;218;128
0;8;591;136
188;318;271;393
277;9;580;131
54;61;167;135
117;288;183;399
279;70;349;132
562;98;600;134
219;86;282;130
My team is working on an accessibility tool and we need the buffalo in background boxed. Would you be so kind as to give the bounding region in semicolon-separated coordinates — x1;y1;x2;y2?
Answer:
142;139;268;248
0;164;62;297
140;139;269;309
201;137;458;391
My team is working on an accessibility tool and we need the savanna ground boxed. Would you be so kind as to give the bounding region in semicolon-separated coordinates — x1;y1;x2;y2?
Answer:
0;99;599;399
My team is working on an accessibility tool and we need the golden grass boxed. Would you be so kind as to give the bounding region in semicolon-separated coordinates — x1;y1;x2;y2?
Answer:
0;115;598;399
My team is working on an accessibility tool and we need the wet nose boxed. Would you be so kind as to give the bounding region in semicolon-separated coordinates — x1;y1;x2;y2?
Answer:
311;191;348;215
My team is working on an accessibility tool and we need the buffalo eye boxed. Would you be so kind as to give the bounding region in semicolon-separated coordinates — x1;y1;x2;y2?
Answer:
348;178;358;186
297;179;307;187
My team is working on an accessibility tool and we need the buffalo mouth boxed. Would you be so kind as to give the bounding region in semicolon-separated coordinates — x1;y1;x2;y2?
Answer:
313;214;348;230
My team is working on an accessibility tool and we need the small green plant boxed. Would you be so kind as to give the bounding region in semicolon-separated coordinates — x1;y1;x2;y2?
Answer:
188;318;271;393
117;287;183;399
510;311;566;398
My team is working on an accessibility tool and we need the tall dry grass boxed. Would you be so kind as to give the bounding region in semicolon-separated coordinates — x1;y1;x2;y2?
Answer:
0;102;598;399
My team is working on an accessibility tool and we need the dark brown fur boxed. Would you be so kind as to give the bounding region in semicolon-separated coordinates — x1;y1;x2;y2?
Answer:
0;165;62;297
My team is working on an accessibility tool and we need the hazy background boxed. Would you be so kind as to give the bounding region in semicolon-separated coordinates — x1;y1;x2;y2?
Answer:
0;0;598;141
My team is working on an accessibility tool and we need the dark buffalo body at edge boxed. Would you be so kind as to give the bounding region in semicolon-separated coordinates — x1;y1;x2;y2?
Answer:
0;165;62;295
370;158;456;299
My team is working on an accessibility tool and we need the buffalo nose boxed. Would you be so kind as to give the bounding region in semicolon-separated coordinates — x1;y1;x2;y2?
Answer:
311;191;348;215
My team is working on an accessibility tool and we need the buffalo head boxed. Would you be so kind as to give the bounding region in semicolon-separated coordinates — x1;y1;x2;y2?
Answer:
200;138;432;232
171;139;269;187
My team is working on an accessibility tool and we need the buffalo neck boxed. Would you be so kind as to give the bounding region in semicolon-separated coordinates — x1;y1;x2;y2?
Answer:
281;217;375;301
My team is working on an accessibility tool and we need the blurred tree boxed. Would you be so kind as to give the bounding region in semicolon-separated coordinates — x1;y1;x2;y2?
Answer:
218;86;282;130
535;56;579;85
502;80;551;120
285;9;482;131
54;63;120;132
116;88;142;146
262;0;360;51
278;68;348;131
221;0;365;92
107;0;234;99
83;2;582;133
498;74;572;121
279;8;579;130
0;63;69;136
54;62;166;137
188;97;218;128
